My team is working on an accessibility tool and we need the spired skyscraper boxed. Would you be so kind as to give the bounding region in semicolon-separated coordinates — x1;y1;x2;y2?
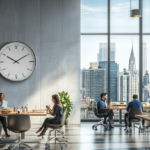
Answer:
97;43;116;62
117;44;138;102
128;43;137;74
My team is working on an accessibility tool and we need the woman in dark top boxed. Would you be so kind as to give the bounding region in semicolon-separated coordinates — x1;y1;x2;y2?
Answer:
36;94;63;137
0;93;10;138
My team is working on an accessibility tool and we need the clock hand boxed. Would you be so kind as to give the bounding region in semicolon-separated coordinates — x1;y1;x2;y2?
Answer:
7;56;19;64
13;54;30;64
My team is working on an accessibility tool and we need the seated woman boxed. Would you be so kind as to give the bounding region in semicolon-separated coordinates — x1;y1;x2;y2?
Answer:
36;94;63;137
0;93;10;145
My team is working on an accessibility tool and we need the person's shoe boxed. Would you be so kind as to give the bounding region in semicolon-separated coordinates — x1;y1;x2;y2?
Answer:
36;128;43;133
109;124;114;128
103;121;108;125
0;140;4;146
37;132;45;137
5;133;10;138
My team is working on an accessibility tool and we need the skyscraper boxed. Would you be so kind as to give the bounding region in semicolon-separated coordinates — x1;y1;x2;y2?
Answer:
117;69;138;102
143;43;147;76
118;44;138;102
143;70;149;87
128;44;137;74
97;43;116;62
82;62;106;102
98;61;119;102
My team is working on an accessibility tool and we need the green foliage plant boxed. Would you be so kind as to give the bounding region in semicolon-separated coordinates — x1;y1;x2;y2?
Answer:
58;91;74;119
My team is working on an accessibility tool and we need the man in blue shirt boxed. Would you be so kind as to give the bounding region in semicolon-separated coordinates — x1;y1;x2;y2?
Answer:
97;93;114;128
124;94;143;128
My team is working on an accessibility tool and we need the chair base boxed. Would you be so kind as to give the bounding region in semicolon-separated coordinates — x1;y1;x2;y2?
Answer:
9;142;32;150
45;129;68;150
9;133;32;150
92;120;108;130
126;122;143;133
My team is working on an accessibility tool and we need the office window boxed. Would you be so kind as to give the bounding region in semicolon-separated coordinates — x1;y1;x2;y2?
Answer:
81;0;149;121
81;0;107;33
143;36;150;102
81;36;107;120
110;36;139;119
111;0;139;33
143;0;150;33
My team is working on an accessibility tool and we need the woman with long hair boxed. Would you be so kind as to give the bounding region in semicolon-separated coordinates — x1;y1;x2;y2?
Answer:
36;94;63;137
0;93;10;145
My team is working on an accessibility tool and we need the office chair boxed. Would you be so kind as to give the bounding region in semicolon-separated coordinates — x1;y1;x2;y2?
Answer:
45;111;67;150
126;108;143;133
7;114;32;150
92;107;109;130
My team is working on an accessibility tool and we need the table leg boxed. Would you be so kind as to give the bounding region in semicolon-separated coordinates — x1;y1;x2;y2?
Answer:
21;132;25;139
119;109;122;124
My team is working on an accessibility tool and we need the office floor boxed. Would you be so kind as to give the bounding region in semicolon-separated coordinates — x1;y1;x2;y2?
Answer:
0;123;149;150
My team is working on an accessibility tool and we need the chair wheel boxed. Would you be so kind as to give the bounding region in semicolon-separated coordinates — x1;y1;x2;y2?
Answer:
95;128;97;130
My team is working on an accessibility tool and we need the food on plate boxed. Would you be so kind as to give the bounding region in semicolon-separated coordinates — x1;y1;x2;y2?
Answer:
119;102;124;104
1;109;12;114
143;102;147;106
111;103;116;105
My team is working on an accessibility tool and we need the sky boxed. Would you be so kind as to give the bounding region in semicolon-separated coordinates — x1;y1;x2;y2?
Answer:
81;0;150;74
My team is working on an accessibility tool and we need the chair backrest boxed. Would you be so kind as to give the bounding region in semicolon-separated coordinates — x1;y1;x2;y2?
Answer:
8;114;31;132
60;111;66;127
128;108;142;119
94;107;99;117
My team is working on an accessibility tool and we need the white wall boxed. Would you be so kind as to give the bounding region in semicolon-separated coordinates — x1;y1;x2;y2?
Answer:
0;0;80;124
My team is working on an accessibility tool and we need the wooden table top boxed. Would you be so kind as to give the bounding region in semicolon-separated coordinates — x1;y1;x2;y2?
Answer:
0;112;47;116
135;115;150;122
110;106;150;110
110;107;126;110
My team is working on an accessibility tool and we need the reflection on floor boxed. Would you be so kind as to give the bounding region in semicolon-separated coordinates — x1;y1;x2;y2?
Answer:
0;123;149;150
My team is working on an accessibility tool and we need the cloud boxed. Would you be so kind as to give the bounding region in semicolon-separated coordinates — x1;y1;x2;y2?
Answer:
81;4;107;13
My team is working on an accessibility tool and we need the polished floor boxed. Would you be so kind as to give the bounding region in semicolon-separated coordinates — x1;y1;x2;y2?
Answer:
0;123;149;150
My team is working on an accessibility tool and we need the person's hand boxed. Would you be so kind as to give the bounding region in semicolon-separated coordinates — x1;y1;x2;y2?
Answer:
46;105;50;110
107;103;111;109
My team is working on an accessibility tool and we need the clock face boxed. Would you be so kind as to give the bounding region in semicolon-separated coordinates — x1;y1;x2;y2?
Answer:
0;42;36;81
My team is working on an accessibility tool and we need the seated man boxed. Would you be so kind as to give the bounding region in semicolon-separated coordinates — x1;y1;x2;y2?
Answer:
124;94;143;128
97;93;114;128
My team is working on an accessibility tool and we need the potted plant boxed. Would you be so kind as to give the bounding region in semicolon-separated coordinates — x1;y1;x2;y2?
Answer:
58;91;74;125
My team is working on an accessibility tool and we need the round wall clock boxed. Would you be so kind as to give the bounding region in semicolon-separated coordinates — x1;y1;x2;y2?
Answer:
0;42;36;81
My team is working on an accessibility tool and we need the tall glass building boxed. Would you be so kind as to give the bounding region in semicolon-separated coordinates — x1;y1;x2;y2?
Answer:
98;61;119;102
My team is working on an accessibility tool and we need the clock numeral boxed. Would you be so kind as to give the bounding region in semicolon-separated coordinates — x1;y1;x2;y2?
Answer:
2;68;6;71
15;46;17;49
27;68;31;71
15;75;17;79
8;73;10;76
8;47;11;51
0;61;4;63
3;54;6;56
22;47;24;51
22;73;25;77
29;61;34;63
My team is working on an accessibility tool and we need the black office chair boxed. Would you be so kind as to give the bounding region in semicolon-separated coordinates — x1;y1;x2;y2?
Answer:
92;107;109;130
7;114;32;150
126;108;143;133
